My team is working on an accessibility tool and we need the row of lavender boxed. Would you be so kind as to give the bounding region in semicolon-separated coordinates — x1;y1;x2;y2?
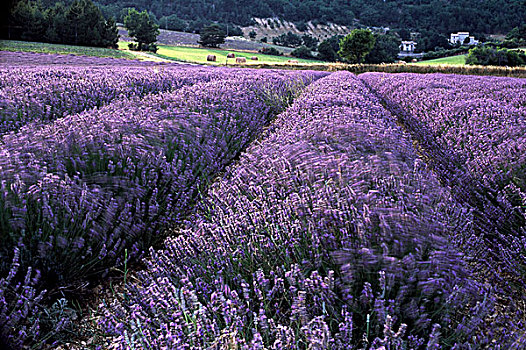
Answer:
0;65;224;134
0;67;326;347
0;51;174;67
360;73;526;293
99;72;505;349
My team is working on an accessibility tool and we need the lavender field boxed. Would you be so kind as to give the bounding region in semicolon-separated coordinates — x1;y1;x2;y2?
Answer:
0;52;525;349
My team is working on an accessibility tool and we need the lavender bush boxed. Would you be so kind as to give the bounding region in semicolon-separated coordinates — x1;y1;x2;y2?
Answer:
99;72;496;349
0;66;325;348
0;65;227;134
360;72;526;293
0;68;322;284
0;247;45;348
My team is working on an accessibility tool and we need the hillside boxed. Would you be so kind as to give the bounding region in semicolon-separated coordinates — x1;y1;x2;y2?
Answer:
88;0;525;35
243;18;356;42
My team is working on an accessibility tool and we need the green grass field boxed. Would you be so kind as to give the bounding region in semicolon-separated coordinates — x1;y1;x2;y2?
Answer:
416;54;467;66
0;40;137;59
118;42;323;64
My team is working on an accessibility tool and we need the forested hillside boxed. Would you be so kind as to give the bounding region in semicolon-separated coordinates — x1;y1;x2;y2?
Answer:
92;0;522;35
3;0;524;38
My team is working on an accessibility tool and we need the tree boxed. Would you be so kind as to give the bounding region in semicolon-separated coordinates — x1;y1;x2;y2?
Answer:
466;46;525;66
124;8;160;51
64;0;102;46
198;23;226;47
7;0;118;47
249;30;257;39
317;35;342;62
415;30;450;52
9;0;46;41
397;28;411;41
272;31;302;48
365;34;400;64
301;34;318;50
338;29;376;63
44;2;67;43
159;14;187;31
506;24;526;41
317;40;336;61
101;16;119;48
259;47;282;56
291;45;313;59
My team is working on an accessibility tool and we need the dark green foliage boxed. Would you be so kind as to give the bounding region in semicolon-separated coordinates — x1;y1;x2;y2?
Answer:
5;0;118;47
317;35;343;62
80;0;525;38
159;14;187;31
301;33;318;50
466;45;526;66
272;31;302;48
338;29;376;64
43;2;67;43
225;24;243;37
260;36;267;43
506;24;526;41
249;30;257;39
295;21;308;32
258;46;282;55
101;16;119;48
415;30;450;52
291;45;313;58
317;40;336;61
365;34;400;63
501;39;521;48
124;8;159;51
505;24;526;47
198;23;226;47
8;1;45;41
187;19;210;34
397;28;411;41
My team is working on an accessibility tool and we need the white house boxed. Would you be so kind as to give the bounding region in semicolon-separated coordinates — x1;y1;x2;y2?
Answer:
450;32;479;45
400;41;417;53
398;40;423;59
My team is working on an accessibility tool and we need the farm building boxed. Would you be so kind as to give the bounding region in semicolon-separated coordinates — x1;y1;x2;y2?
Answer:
398;41;423;59
400;41;417;53
449;32;479;45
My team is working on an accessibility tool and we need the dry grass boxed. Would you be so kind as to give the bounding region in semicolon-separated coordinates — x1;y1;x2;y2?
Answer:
230;62;526;78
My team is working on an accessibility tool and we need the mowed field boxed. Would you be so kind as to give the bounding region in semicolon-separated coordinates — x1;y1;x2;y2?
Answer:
0;50;525;349
118;41;323;64
416;54;467;65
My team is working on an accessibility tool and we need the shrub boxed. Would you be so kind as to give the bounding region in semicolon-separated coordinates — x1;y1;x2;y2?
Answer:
291;45;313;59
258;47;282;56
466;46;526;66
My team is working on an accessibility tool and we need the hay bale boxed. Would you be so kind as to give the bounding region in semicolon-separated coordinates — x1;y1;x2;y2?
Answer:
412;58;418;63
397;60;407;65
236;57;247;64
287;60;299;63
207;55;216;62
227;53;235;58
250;56;259;60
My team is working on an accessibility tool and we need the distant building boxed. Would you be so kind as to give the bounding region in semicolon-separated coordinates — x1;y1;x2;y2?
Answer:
410;32;421;41
450;32;479;45
400;41;417;53
369;26;390;35
398;41;424;58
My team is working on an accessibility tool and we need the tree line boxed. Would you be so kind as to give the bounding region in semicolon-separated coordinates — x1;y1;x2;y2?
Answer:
5;0;119;48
